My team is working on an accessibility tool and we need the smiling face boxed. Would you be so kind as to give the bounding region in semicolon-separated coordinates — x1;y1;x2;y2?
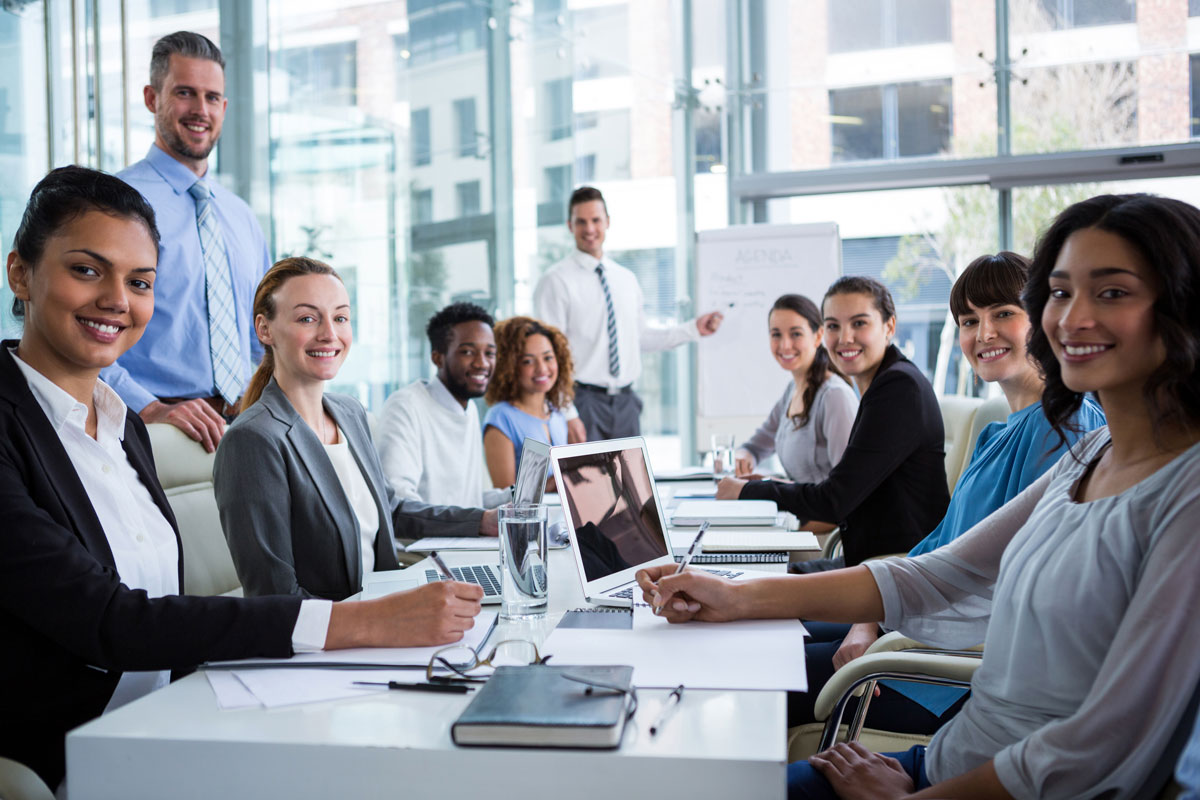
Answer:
768;308;821;376
146;54;226;173
257;273;351;387
515;333;558;399
8;210;157;387
822;291;896;389
957;299;1036;387
435;320;495;405
1042;227;1163;403
568;199;609;259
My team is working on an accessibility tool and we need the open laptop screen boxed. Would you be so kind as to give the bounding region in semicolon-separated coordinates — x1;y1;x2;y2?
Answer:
555;444;669;583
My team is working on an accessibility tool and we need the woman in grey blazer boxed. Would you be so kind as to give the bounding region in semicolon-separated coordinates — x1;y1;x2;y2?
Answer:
214;257;496;600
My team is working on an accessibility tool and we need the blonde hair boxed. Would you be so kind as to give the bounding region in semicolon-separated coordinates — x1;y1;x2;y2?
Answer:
239;256;341;412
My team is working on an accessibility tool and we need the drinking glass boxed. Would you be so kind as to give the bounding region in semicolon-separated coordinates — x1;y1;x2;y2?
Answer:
710;433;736;477
497;504;548;620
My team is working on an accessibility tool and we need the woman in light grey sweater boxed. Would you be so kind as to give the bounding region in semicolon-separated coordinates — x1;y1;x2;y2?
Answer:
637;193;1200;800
735;294;858;486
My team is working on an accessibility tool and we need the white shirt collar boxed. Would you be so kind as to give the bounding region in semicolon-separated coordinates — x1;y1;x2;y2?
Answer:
10;347;128;442
570;249;604;270
428;376;469;417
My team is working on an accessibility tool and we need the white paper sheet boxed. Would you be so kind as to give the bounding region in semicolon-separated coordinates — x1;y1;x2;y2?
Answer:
404;538;500;552
540;606;807;691
206;669;261;709
667;527;819;554
231;668;418;709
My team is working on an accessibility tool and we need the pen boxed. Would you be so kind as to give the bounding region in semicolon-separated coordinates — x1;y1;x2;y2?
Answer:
649;684;685;736
655;522;709;615
429;551;454;581
353;680;473;694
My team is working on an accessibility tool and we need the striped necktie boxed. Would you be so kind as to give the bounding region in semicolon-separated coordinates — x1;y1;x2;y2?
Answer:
594;263;621;378
188;179;242;406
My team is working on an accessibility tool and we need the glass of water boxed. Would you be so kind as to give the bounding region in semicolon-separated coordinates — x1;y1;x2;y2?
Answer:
710;433;736;477
497;504;548;620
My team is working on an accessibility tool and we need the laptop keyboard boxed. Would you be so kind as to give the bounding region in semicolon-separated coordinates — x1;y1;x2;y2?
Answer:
426;564;546;598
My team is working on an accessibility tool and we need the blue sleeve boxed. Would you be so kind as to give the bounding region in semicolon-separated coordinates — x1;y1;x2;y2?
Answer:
99;362;157;412
483;403;518;444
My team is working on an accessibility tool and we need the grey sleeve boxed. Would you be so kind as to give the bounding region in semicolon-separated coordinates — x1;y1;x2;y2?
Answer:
740;387;788;463
993;472;1200;799
213;425;314;599
387;483;484;538
819;380;859;467
864;467;1053;648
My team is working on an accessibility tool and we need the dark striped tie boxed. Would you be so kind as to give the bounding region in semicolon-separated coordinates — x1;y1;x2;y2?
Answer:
595;264;621;378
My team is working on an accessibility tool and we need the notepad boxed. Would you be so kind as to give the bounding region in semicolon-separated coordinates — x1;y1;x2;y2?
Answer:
668;527;818;554
452;665;635;748
671;499;779;526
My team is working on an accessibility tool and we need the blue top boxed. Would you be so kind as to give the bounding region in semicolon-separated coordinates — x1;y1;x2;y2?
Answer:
100;145;270;411
889;397;1107;714
1178;713;1200;800
483;401;568;476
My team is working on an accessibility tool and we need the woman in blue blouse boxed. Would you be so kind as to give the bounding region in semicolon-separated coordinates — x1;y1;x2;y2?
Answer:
483;316;573;487
792;251;1106;735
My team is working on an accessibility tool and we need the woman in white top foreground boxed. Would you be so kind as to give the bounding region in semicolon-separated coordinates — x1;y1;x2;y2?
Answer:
637;192;1200;800
734;294;858;497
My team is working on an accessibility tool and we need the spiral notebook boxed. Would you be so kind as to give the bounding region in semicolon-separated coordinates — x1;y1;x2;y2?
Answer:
557;607;634;630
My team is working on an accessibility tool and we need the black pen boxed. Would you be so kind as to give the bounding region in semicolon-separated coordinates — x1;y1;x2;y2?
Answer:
429;551;455;581
353;680;472;694
649;684;685;736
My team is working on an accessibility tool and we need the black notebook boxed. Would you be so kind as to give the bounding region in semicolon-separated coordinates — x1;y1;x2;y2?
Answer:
451;665;635;749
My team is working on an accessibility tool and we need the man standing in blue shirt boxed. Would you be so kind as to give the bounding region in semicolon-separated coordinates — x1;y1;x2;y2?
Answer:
101;31;269;452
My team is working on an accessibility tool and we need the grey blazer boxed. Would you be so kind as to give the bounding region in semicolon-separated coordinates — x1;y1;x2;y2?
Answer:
213;379;483;600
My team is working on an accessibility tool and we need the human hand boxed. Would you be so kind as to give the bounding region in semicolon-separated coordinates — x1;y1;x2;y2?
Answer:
140;398;226;453
833;622;881;670
715;476;748;500
326;580;484;649
695;311;723;336
734;452;756;477
635;565;743;623
810;742;914;800
479;508;499;537
566;417;587;443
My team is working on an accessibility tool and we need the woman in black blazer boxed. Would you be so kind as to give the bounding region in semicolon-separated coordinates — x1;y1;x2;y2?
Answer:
0;166;482;789
214;257;497;600
718;276;950;567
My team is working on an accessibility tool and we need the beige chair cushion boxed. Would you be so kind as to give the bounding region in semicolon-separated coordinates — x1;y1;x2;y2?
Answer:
146;423;216;490
787;723;931;763
0;756;55;800
938;394;984;493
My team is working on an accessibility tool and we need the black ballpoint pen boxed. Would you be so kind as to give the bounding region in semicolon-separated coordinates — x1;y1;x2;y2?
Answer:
354;680;473;694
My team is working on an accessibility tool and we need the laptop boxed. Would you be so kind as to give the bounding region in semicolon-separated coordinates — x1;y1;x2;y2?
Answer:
550;437;764;608
417;438;552;604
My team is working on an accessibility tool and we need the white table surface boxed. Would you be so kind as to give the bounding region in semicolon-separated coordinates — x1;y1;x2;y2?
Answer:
66;543;790;799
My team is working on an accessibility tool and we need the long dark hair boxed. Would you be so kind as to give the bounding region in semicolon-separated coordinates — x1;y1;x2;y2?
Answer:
11;166;159;319
770;294;846;428
1023;193;1200;448
240;257;342;413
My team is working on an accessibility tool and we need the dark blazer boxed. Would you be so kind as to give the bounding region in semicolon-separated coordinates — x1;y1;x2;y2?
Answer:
741;345;950;566
0;343;301;788
213;379;483;600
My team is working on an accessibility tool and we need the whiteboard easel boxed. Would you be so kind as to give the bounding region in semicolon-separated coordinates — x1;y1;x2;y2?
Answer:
695;223;842;453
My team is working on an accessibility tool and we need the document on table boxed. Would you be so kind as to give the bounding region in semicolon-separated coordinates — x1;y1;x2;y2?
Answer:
404;537;500;552
540;605;808;691
667;527;818;554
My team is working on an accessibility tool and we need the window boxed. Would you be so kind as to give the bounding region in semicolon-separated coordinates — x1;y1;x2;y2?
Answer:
1037;0;1136;28
408;0;487;66
453;98;477;158
1192;54;1200;138
538;164;572;225
412;188;433;224
546;78;572;141
575;154;596;184
830;79;951;162
456;180;481;217
1192;0;1200;16
412;108;431;166
275;41;357;107
828;0;950;53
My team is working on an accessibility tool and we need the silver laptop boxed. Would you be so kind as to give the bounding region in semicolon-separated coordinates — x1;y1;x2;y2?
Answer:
549;437;753;608
418;438;551;604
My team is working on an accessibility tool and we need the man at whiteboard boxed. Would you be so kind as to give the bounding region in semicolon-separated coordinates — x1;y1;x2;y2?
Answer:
535;186;724;440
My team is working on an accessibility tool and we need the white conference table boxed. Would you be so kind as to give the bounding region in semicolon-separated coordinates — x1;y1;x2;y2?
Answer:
66;487;809;799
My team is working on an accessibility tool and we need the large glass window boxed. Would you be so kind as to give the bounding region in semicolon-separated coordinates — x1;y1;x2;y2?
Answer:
1037;0;1136;28
829;0;951;52
411;107;431;166
830;80;951;162
453;97;477;158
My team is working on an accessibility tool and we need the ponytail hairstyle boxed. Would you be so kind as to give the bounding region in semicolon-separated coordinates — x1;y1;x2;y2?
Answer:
239;256;341;413
770;294;846;428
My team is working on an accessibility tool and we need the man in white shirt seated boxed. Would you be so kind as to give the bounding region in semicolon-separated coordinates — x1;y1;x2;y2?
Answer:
376;303;510;507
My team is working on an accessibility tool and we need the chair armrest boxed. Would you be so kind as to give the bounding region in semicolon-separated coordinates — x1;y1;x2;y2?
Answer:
0;756;55;800
864;630;985;657
820;528;842;560
813;651;982;753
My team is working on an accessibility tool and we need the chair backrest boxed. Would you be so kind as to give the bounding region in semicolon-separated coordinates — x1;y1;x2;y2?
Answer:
938;395;984;492
146;424;242;597
0;756;55;800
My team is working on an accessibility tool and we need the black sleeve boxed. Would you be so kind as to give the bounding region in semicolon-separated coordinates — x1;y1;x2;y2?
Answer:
740;366;928;522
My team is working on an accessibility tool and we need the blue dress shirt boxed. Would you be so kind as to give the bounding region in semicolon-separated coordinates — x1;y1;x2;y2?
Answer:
1178;713;1200;799
888;397;1107;715
101;145;269;411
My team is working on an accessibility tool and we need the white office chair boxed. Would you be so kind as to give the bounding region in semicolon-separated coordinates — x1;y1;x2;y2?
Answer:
0;757;54;800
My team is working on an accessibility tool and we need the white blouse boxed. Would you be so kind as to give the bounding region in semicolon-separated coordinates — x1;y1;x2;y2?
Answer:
323;430;380;579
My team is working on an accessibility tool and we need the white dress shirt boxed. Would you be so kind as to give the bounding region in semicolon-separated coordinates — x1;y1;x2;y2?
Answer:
534;249;699;389
10;350;332;715
376;377;508;507
323;430;380;578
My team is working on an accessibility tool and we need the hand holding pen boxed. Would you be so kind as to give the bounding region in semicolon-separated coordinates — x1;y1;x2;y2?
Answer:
653;522;709;616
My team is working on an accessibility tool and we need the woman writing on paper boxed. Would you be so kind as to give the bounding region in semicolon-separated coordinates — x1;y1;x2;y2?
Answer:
483;316;574;488
214;258;498;600
733;294;858;530
0;166;483;790
640;193;1200;800
718;277;950;568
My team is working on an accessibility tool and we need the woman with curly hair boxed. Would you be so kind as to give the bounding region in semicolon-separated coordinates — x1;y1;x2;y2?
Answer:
483;316;574;488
